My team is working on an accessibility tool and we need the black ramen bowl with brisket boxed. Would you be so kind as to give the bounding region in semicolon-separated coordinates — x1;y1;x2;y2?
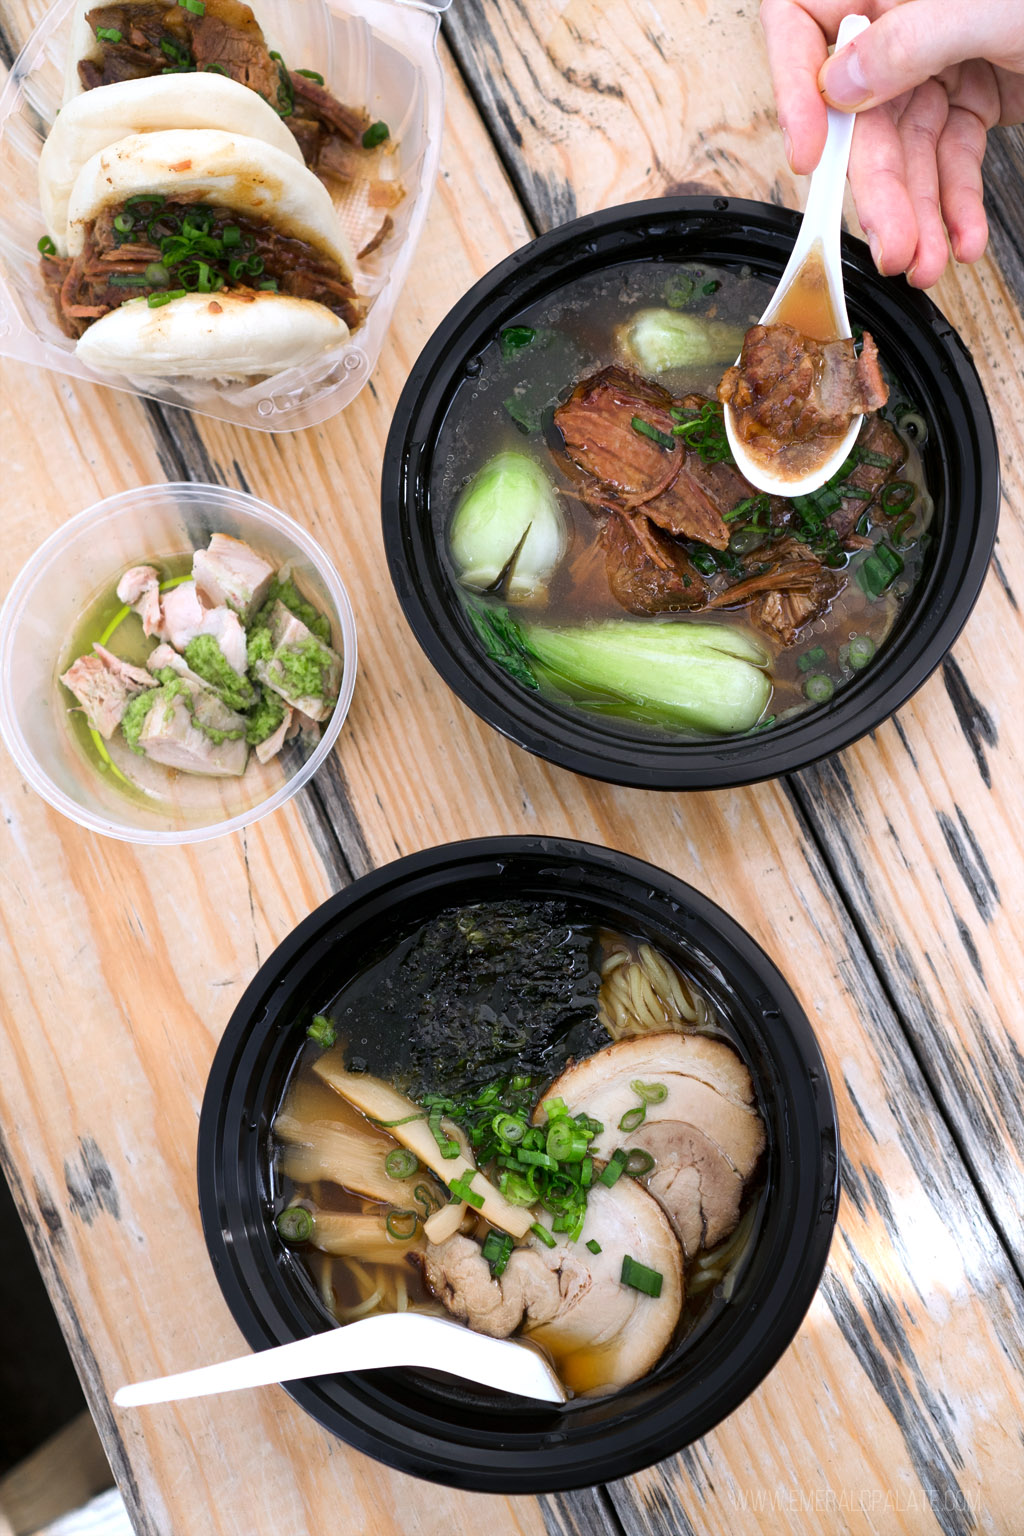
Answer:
381;198;999;789
198;837;839;1491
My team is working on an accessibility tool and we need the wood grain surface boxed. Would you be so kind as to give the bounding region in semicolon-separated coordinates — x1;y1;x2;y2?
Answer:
2;2;1024;1534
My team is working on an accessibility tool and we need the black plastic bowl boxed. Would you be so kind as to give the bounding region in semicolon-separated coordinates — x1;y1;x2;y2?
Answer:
198;836;839;1492
381;197;999;790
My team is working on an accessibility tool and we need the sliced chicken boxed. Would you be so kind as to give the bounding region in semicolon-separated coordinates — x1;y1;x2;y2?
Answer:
192;533;274;622
136;679;248;777
254;706;293;765
156;582;249;675
116;565;163;637
419;1176;683;1395
59;644;153;738
251;601;342;722
539;1033;764;1259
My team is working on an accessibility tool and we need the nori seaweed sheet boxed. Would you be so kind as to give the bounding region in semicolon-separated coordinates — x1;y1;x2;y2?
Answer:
338;899;607;1098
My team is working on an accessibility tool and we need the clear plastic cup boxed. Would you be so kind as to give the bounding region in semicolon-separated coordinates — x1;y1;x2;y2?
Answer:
0;483;358;843
0;0;448;431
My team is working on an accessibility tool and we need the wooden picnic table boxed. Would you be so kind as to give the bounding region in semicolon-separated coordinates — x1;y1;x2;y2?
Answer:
2;1;1024;1532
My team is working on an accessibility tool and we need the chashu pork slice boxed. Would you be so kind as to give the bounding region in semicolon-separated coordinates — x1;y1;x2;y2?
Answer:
419;1177;683;1396
538;1033;765;1260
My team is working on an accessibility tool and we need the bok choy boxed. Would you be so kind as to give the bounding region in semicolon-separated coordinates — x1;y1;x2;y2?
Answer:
450;451;568;601
619;309;745;375
519;617;772;734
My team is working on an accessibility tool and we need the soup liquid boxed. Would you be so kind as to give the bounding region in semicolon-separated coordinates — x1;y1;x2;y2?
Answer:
432;259;931;740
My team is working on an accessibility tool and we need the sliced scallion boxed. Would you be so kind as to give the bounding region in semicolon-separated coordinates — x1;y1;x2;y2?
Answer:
482;1229;514;1276
384;1148;418;1180
598;1149;628;1188
586;1239;602;1255
530;1221;557;1249
386;1209;418;1241
621;1254;663;1297
631;415;676;451
276;1206;312;1243
362;120;390;149
618;1104;646;1133
630;1079;667;1105
306;1014;337;1048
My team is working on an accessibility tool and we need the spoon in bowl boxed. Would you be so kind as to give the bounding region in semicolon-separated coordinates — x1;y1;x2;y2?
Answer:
724;12;871;498
113;1310;567;1408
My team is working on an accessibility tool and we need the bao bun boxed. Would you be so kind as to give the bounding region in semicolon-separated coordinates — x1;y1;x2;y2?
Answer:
39;75;305;254
65;127;356;278
75;290;348;379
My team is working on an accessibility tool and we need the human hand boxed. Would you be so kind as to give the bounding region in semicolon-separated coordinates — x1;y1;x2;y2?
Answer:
759;0;1024;286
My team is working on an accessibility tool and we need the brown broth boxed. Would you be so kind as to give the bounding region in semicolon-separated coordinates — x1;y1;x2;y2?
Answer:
270;904;768;1397
432;259;932;740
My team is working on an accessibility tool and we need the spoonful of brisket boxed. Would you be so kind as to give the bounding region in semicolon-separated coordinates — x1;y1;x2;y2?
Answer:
720;13;886;497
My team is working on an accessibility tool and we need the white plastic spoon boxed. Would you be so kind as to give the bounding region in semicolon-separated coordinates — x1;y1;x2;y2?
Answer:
724;11;871;497
113;1311;567;1408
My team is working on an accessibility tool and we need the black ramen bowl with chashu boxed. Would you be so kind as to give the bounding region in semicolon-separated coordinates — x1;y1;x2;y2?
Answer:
198;837;839;1492
380;198;999;791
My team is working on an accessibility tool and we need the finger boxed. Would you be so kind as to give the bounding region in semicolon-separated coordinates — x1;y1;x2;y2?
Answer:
760;0;834;172
896;81;950;286
819;0;1024;113
846;101;919;275
937;106;990;262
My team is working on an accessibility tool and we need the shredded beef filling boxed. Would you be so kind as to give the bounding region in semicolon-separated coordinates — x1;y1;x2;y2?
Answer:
552;367;908;642
80;0;370;184
42;198;359;339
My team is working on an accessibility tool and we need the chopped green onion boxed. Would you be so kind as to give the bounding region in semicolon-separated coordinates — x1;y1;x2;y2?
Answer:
246;255;265;276
362;120;390;149
499;1171;536;1206
95;25;123;40
126;193;165;208
384;1148;418;1180
144;262;169;287
108;273;149;287
546;1121;590;1163
221;225;241;248
847;634;876;670
228;258;247;282
179;0;205;13
306;1013;337;1048
690;548;718;577
586;1239;602;1255
37;235;56;255
518;1148;557;1170
880;480;915;515
798;645;827;673
203;63;227;73
413;1183;437;1217
618;1105;646;1133
858;448;893;469
631;416;676;451
630;1079;667;1105
598;1149;628;1187
428;1105;461;1160
482;1229;514;1277
857;541;904;599
530;1221;557;1249
620;1254;663;1297
448;1173;485;1210
543;1096;568;1120
624;1149;656;1176
492;1113;525;1144
500;325;537;360
891;511;916;545
146;288;187;308
701;279;720;295
385;1209;418;1241
113;212;134;235
373;1112;426;1127
804;672;834;704
276;1206;312;1243
296;68;325;83
258;279;278;291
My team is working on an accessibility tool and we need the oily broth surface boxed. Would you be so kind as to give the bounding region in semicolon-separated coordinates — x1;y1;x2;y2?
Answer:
432;259;932;739
270;901;768;1393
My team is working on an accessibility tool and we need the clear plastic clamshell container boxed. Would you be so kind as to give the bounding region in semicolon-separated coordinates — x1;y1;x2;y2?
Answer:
0;0;448;430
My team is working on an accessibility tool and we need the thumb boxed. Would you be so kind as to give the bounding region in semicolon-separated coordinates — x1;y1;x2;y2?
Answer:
819;2;1010;110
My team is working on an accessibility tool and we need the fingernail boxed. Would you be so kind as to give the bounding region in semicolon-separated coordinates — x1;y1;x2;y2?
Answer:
906;261;918;286
782;127;794;168
866;230;884;272
822;45;870;108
